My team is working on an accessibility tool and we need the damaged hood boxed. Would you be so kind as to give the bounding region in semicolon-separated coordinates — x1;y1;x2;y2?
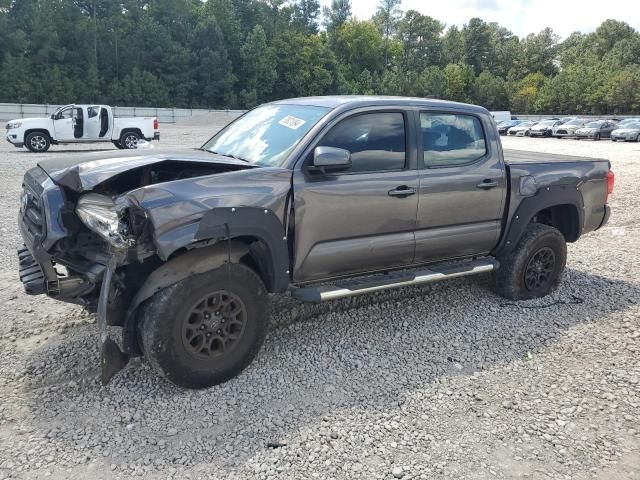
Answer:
38;148;255;192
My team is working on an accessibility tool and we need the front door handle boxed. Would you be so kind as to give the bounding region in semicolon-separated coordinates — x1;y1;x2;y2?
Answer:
388;186;416;197
476;179;498;189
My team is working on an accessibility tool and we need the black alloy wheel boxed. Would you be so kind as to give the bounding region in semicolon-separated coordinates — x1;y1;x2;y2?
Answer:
523;246;556;293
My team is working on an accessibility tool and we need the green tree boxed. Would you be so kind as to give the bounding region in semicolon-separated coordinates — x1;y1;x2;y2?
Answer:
473;71;509;110
239;25;277;107
511;72;547;113
292;0;321;35
396;10;444;71
322;0;351;37
373;0;402;68
334;20;384;83
443;63;474;102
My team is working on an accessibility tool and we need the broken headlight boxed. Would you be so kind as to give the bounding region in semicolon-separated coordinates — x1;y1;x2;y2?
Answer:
76;193;132;248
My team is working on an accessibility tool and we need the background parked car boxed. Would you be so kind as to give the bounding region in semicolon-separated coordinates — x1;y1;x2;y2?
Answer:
611;121;640;142
554;119;590;138
530;119;563;137
617;118;640;128
552;117;577;136
507;121;537;136
497;119;525;135
575;120;617;140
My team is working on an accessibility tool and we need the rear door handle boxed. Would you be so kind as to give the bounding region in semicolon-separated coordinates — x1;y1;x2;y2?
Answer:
476;180;498;189
388;186;416;197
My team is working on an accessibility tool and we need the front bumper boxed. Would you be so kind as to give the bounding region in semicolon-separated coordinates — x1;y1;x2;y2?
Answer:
6;132;23;147
529;130;550;137
612;134;637;141
575;132;598;139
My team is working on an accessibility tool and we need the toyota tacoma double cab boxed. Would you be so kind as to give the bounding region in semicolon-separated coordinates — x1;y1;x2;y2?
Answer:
6;104;160;152
17;96;614;388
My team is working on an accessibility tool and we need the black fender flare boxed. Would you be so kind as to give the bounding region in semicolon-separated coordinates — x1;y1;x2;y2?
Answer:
193;206;290;293
493;184;584;256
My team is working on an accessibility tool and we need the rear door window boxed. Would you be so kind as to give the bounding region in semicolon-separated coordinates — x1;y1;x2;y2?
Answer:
420;113;487;167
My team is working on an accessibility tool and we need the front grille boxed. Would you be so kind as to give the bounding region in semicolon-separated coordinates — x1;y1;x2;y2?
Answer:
21;168;47;239
557;130;568;134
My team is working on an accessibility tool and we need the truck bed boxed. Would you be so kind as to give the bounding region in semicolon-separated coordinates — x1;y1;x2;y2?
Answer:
503;149;605;165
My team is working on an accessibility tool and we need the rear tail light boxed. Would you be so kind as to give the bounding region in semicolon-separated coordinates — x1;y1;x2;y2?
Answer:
606;170;614;202
153;118;158;130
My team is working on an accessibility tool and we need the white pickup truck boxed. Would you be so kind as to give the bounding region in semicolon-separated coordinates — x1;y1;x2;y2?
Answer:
5;104;160;152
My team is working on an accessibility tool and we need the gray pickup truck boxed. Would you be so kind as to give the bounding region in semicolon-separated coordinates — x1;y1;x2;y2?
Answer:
17;96;614;388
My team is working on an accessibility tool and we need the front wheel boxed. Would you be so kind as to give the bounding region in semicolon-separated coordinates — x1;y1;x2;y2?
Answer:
594;133;600;141
119;131;141;149
139;263;270;389
493;223;567;300
25;131;51;152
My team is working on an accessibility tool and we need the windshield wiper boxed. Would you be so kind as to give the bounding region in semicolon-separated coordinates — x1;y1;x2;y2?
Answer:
208;150;250;163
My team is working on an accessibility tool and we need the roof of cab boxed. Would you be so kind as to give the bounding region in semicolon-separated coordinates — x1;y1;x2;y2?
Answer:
270;95;488;113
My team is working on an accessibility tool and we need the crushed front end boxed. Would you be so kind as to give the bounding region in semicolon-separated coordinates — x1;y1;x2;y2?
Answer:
17;165;148;383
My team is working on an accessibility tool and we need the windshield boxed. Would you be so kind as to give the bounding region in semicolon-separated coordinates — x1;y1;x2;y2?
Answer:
585;121;603;128
202;104;329;167
538;120;557;126
565;119;586;126
621;122;640;129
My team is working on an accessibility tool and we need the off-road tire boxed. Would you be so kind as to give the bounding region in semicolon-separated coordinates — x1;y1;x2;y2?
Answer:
119;130;140;149
139;263;270;389
25;131;51;152
493;223;567;300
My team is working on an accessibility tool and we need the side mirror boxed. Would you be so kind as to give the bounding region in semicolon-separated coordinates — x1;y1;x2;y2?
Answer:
311;146;351;173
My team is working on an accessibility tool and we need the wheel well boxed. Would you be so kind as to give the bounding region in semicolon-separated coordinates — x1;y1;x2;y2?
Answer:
531;204;580;242
235;236;278;292
165;236;278;292
24;129;51;142
120;128;143;139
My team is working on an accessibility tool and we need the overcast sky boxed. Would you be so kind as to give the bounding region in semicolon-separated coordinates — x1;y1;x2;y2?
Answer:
320;0;640;39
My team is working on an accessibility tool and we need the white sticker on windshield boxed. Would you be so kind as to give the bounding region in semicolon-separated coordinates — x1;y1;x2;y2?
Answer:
278;115;306;130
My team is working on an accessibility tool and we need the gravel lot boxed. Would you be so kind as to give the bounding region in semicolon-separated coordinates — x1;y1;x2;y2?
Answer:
0;122;639;480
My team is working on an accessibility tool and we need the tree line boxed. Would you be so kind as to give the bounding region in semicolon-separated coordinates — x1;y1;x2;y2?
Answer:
0;0;639;114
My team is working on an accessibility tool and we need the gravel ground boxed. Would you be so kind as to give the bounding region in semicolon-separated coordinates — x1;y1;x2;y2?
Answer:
0;125;639;480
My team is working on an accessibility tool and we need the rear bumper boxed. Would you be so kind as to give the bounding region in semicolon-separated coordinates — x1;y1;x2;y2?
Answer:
153;132;160;141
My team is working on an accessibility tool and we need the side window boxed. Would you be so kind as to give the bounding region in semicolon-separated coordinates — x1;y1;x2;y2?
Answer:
87;106;99;118
420;112;487;167
318;112;406;173
56;107;73;120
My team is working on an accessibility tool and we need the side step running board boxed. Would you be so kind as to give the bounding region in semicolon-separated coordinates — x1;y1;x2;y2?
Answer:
291;257;498;303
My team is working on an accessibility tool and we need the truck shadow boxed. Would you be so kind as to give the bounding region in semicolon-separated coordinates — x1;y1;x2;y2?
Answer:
19;266;639;472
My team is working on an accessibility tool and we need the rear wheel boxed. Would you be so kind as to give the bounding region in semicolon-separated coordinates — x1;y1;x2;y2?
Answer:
493;223;567;300
25;131;51;152
139;263;270;389
119;131;141;149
